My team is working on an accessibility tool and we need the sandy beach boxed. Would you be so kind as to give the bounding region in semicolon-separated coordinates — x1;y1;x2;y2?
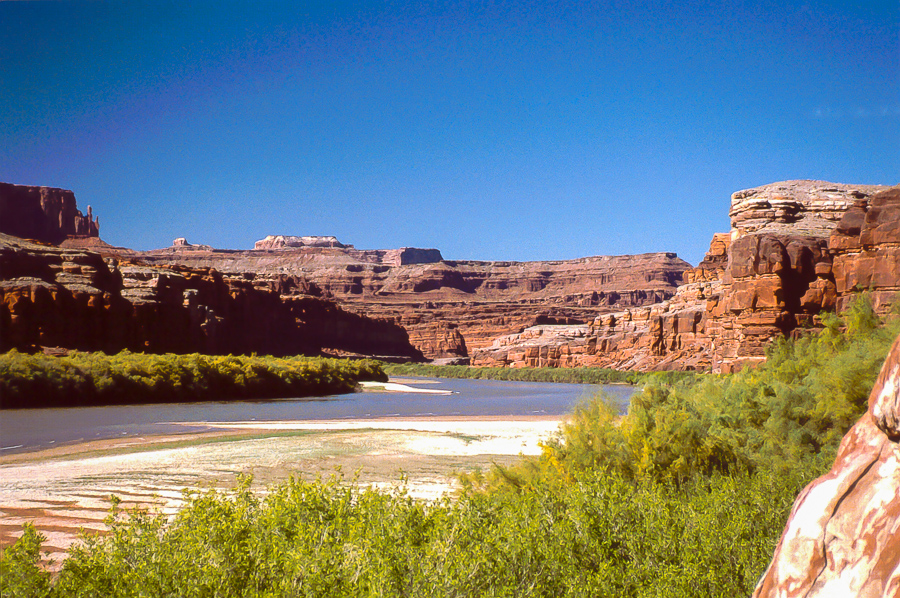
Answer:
0;415;562;565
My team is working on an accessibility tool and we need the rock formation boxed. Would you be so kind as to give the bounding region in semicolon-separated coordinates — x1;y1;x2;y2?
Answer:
709;181;888;372
0;233;423;360
471;257;719;371
254;235;348;250
752;331;900;598
134;246;691;360
0;183;100;243
5;179;898;371
830;186;900;314
472;181;897;372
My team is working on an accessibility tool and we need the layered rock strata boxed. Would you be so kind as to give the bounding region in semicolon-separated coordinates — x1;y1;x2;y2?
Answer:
709;180;889;372
473;182;897;372
752;331;900;598
133;243;691;360
830;186;900;313
0;233;422;360
471;273;718;371
0;183;100;243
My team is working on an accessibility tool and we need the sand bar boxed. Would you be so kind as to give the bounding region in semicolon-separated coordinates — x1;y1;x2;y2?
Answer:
0;415;563;564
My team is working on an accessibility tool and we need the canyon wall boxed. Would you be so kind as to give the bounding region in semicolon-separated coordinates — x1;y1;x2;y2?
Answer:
0;183;100;243
5;179;898;371
709;180;888;372
134;240;691;360
0;233;422;360
472;181;896;372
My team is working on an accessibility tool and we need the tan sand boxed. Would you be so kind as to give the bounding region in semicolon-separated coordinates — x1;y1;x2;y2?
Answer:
0;416;562;565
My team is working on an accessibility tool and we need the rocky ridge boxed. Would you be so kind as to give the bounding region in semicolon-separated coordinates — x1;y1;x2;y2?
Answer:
0;232;422;360
473;181;897;372
133;241;691;360
4;179;899;372
0;182;100;244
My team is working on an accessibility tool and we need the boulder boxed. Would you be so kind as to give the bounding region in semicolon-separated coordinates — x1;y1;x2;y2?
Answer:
752;332;900;598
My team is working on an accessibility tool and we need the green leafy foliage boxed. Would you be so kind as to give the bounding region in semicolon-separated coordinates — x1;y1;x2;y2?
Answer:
497;295;899;486
383;363;699;386
0;524;51;598
3;470;797;598
0;351;387;408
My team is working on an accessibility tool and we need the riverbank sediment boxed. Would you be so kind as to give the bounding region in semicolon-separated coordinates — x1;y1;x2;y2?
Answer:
0;416;561;566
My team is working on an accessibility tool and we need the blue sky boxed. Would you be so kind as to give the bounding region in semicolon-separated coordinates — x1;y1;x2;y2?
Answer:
2;1;897;265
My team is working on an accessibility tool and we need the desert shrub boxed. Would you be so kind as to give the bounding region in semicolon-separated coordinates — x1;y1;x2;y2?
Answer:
2;467;798;598
486;295;899;487
0;524;51;598
0;351;387;408
382;362;699;386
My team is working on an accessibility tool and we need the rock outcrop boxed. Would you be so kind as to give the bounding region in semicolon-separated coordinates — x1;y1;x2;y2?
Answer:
830;186;900;314
254;235;348;250
472;182;898;372
471;268;718;371
752;331;900;598
0;183;100;243
0;233;423;360
709;181;889;372
134;247;692;360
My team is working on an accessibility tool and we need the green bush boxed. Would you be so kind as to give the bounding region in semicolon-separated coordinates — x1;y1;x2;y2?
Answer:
0;351;387;408
382;362;699;386
488;295;899;487
3;469;798;597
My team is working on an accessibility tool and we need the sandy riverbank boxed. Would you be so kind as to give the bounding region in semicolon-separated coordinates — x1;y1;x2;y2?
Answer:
0;415;562;565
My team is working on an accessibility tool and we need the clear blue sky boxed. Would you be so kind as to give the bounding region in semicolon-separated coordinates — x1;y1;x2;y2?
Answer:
2;1;897;265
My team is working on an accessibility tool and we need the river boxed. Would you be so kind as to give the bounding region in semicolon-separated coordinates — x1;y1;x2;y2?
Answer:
0;378;637;558
0;377;635;454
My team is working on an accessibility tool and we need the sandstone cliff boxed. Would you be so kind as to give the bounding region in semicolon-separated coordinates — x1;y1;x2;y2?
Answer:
472;181;897;372
830;186;900;314
133;240;691;360
752;331;900;598
0;233;422;360
709;180;889;372
0;183;100;243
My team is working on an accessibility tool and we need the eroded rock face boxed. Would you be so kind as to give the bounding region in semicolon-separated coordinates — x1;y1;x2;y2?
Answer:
254;235;348;250
830;187;900;314
752;332;900;598
471;181;898;372
471;276;718;371
0;233;422;360
135;247;691;360
709;181;890;372
729;180;885;238
0;183;100;243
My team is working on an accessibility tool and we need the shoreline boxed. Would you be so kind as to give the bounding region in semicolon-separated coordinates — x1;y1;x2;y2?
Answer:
0;415;561;563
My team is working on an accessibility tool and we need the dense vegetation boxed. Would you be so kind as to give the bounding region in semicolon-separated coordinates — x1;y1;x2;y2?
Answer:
383;362;697;386
470;296;899;490
0;351;387;409
3;297;896;597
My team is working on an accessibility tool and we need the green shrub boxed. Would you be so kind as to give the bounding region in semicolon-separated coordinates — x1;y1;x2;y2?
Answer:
0;352;387;408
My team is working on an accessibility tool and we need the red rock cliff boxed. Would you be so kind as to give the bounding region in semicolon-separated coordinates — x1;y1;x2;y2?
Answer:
0;183;100;243
135;241;692;360
0;233;423;360
472;181;898;372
